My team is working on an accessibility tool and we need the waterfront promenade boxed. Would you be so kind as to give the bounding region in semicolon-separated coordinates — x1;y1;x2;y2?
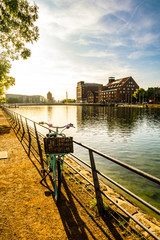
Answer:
0;108;122;240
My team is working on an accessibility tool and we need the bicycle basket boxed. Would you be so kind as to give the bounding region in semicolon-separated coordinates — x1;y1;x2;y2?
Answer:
44;136;73;154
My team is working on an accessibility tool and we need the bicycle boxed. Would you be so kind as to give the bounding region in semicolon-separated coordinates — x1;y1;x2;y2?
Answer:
39;122;74;202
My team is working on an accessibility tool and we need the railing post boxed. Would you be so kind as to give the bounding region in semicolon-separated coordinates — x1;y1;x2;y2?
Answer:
8;110;13;125
89;149;104;215
13;112;18;129
34;122;44;169
25;118;31;157
16;115;21;134
20;116;25;141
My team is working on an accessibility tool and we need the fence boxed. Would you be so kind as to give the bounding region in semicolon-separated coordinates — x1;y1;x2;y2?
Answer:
3;107;160;240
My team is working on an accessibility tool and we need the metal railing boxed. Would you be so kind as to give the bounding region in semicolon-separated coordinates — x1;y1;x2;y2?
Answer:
3;107;160;240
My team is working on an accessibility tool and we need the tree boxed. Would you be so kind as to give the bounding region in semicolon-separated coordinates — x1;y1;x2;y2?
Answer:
0;54;15;102
146;88;155;101
132;88;146;104
0;0;39;102
62;99;76;103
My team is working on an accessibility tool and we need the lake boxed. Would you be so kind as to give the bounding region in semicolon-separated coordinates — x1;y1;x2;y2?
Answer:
14;105;160;210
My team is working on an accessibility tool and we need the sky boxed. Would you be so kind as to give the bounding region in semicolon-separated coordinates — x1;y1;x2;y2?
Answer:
8;0;160;100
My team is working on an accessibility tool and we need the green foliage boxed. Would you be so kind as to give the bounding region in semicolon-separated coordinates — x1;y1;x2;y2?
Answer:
132;88;145;100
132;88;157;103
62;99;76;103
89;198;97;214
0;0;39;102
132;88;146;103
0;53;15;101
146;88;155;100
0;0;39;60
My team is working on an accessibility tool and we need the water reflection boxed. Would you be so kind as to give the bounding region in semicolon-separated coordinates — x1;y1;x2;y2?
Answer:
77;106;160;138
47;106;54;122
75;106;160;210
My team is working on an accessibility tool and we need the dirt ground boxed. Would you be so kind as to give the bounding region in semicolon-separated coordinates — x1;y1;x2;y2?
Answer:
1;108;129;240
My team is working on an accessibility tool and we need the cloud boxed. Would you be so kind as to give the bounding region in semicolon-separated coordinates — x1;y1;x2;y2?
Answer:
9;0;160;99
36;0;132;39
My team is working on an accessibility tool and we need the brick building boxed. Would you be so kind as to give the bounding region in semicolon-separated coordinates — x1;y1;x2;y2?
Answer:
98;76;139;103
76;81;102;103
86;91;99;103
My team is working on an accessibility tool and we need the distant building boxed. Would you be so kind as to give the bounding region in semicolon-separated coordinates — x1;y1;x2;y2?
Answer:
98;76;139;103
76;81;102;103
47;92;52;101
5;94;45;103
47;92;55;103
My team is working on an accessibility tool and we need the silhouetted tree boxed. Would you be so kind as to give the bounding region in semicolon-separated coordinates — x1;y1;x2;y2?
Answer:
0;0;39;102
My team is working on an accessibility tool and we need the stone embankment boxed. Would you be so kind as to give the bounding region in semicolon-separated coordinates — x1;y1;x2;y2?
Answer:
65;156;160;239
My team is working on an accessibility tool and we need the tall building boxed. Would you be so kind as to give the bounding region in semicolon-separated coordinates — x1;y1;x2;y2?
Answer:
47;92;53;103
98;76;139;103
76;81;102;103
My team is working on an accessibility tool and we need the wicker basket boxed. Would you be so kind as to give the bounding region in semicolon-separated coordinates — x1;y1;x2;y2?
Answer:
44;136;73;154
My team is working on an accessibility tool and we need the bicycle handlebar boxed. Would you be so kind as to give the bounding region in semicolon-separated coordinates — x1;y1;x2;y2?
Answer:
39;122;75;132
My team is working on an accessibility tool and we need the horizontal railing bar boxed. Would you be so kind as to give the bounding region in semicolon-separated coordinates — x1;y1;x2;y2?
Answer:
70;153;91;169
70;153;160;215
64;158;159;240
64;160;93;186
5;108;54;134
100;190;159;240
73;140;160;185
98;170;160;215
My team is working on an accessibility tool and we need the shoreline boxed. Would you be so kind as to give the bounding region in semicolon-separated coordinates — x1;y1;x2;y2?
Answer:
2;103;160;108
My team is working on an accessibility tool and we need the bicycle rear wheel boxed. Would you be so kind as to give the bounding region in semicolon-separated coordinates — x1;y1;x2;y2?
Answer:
53;158;62;202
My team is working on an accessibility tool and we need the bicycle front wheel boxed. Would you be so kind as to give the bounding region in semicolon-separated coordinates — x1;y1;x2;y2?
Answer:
53;158;62;202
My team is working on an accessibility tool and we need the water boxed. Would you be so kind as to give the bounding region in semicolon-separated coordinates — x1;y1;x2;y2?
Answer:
14;105;160;210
